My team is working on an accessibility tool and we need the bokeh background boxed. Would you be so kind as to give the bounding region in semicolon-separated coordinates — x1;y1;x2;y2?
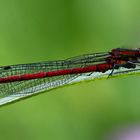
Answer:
0;0;140;140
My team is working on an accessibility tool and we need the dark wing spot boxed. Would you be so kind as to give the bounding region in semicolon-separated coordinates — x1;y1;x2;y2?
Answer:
4;66;11;70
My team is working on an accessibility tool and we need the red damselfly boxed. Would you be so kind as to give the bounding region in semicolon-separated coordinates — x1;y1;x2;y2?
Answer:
0;48;140;106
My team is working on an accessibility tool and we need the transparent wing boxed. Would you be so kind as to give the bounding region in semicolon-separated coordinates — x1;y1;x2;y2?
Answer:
0;74;80;106
0;52;110;106
0;52;109;78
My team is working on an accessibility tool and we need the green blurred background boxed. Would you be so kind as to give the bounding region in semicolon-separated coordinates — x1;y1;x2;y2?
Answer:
0;0;140;140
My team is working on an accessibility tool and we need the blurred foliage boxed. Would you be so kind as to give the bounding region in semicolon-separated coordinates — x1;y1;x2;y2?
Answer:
0;0;140;140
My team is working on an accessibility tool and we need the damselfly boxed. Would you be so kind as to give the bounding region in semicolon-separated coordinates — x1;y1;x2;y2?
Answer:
0;48;140;106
